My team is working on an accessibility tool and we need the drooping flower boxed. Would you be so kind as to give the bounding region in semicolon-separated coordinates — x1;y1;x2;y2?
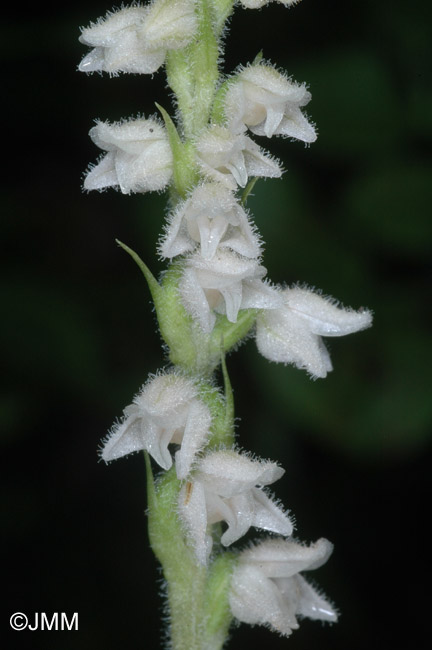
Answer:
101;372;211;479
255;285;373;378
224;63;316;142
84;117;173;194
79;1;197;75
229;537;337;637
178;450;293;564
159;182;262;260
179;250;282;332
195;125;282;190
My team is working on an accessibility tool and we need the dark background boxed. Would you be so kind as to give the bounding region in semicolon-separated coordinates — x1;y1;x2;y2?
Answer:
2;0;431;648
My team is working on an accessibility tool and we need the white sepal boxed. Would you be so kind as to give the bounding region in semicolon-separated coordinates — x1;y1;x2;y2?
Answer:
225;63;316;142
196;125;282;190
79;2;197;75
101;372;211;479
256;286;373;378
84;118;173;194
229;537;337;637
159;182;262;260
178;450;293;565
179;250;282;332
141;0;197;50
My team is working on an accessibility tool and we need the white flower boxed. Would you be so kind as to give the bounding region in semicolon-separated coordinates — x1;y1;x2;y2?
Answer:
225;63;316;142
240;0;300;9
229;537;337;637
84;118;173;194
159;182;262;260
179;250;282;332
178;450;293;564
79;1;197;75
195;125;282;190
101;373;211;479
256;286;373;378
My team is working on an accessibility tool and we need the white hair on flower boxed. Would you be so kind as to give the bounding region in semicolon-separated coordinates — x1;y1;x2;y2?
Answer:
256;285;373;378
179;250;282;332
84;117;173;194
78;0;197;75
101;371;212;479
195;125;282;190
158;182;262;260
230;537;337;636
178;449;294;565
224;62;316;142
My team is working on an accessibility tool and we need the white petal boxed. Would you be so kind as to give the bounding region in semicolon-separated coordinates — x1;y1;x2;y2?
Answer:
197;450;284;497
84;153;118;191
230;564;297;636
251;488;293;537
101;414;143;461
239;538;334;578
256;307;333;378
294;574;338;622
175;399;212;479
284;287;373;336
141;0;197;50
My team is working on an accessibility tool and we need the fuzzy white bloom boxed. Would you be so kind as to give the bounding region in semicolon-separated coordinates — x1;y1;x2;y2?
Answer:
179;450;293;564
159;182;262;260
256;286;373;378
240;0;300;9
79;1;197;75
179;250;282;332
101;373;211;479
229;537;337;637
84;118;173;194
195;125;282;190
225;63;316;142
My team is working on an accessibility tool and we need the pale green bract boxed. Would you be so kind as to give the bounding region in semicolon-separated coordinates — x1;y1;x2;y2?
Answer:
79;0;372;647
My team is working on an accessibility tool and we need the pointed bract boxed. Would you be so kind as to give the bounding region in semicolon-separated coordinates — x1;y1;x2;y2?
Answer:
256;286;373;378
84;118;173;194
230;537;337;637
101;373;212;479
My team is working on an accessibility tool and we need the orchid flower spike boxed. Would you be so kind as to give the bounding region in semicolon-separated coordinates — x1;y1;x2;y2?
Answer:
84;117;173;194
256;285;373;378
79;1;197;75
195;125;282;190
224;63;316;142
159;182;262;260
178;450;293;565
230;537;337;637
179;250;282;332
101;372;212;479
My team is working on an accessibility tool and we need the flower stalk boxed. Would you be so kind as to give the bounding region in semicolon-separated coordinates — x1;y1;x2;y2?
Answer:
79;0;372;647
